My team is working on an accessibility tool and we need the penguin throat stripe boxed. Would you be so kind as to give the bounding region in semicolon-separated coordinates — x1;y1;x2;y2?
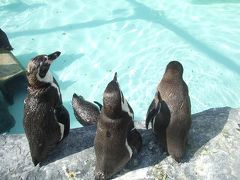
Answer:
121;97;134;119
36;71;61;97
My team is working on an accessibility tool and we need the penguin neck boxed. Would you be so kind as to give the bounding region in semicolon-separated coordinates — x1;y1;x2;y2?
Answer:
27;75;50;90
103;105;122;119
36;70;54;84
27;71;60;97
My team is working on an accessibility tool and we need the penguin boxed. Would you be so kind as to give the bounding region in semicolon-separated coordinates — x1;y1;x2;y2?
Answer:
153;61;191;162
145;91;170;150
72;93;102;126
94;72;142;180
23;51;70;166
0;28;13;51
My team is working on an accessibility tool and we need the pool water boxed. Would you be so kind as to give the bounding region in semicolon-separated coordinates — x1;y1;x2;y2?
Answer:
1;0;240;134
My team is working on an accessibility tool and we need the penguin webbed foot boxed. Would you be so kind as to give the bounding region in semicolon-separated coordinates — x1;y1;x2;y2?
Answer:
95;172;106;180
172;155;181;163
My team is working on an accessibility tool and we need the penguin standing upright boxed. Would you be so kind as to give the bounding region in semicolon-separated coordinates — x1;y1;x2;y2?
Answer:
94;73;142;179
23;51;70;165
146;61;191;162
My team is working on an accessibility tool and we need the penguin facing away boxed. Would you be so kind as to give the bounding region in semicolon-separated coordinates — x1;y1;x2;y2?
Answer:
152;61;191;162
23;51;70;166
72;93;102;126
94;72;142;180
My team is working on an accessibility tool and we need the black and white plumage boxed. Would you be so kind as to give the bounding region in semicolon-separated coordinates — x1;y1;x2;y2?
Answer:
94;72;142;180
148;61;191;162
23;51;70;166
146;91;170;149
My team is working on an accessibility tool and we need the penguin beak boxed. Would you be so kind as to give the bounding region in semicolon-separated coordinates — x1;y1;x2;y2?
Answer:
113;72;117;82
47;51;61;62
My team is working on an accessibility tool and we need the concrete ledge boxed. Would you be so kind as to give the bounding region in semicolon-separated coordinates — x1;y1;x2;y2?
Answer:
0;107;239;179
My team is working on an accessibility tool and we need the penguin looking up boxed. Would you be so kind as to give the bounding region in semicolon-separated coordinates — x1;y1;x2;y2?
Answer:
24;51;70;166
94;72;142;180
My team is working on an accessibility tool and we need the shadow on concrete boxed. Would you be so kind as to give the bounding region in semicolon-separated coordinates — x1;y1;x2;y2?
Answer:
43;107;231;170
183;107;230;162
121;107;230;175
42;125;97;165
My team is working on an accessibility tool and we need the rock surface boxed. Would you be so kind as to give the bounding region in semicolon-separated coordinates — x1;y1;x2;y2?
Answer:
0;107;239;180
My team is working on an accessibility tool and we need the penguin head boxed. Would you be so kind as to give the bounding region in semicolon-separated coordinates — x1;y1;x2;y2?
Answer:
72;93;84;108
27;51;61;88
103;72;134;119
164;61;183;80
103;72;122;118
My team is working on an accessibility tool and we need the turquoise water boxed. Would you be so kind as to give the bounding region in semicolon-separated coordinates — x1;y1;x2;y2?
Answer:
1;0;240;134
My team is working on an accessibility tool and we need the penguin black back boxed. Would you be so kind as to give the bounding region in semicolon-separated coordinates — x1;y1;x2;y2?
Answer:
157;61;191;162
94;72;142;179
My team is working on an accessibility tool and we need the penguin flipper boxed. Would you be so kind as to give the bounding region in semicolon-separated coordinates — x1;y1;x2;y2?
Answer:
127;121;142;155
159;100;170;127
145;99;159;129
93;101;103;111
55;105;70;139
